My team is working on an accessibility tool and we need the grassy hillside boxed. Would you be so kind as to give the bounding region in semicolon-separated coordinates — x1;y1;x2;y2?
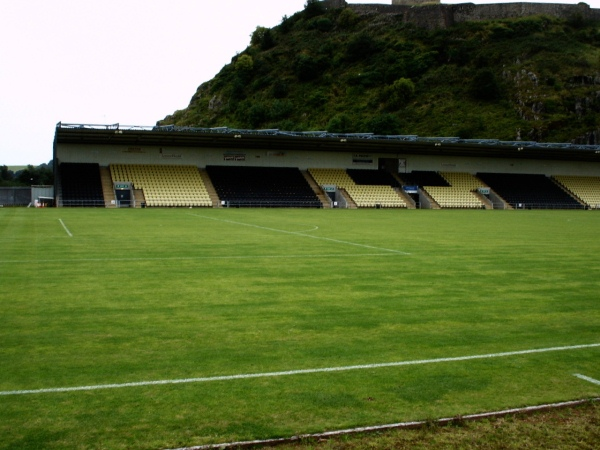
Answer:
159;3;600;144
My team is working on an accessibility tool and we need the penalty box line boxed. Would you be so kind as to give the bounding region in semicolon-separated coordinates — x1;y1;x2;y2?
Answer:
188;213;411;255
1;343;598;397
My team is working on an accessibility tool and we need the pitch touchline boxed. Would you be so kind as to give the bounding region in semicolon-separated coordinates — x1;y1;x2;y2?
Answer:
0;253;398;265
1;343;598;397
189;214;410;255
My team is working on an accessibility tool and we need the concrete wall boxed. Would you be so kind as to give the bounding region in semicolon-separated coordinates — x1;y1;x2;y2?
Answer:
55;142;600;177
57;143;379;171
396;153;600;176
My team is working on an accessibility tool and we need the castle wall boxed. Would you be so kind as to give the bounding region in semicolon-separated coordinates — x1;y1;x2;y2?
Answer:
452;2;598;24
323;0;348;9
350;2;600;29
392;0;440;5
348;4;406;15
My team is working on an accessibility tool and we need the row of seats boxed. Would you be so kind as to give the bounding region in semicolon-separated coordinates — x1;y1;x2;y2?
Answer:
346;185;407;208
347;169;401;187
207;166;322;208
309;168;356;188
401;171;593;209
478;172;582;209
58;164;600;210
399;171;450;187
309;168;407;208
110;164;212;207
424;186;484;209
423;172;487;209
553;175;600;209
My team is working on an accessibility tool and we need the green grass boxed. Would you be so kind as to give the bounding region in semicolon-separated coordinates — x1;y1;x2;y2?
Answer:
0;208;599;449
278;401;600;449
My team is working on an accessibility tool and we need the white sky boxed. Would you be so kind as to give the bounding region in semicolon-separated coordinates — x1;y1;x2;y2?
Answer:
0;0;597;166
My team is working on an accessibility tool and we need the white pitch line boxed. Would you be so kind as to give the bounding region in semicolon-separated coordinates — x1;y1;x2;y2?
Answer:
1;343;598;397
58;219;73;237
0;253;398;265
296;225;319;233
189;214;410;255
574;373;600;385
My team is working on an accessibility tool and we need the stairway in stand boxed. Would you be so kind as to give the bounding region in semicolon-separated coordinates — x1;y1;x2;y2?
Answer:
133;189;145;208
301;170;331;208
473;191;494;209
339;188;357;209
390;173;416;209
198;169;220;208
421;189;441;209
99;166;116;208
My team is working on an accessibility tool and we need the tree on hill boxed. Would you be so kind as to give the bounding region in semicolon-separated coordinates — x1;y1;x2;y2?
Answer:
0;166;14;186
0;163;53;187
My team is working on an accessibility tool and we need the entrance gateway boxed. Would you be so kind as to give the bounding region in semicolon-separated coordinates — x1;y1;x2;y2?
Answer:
378;157;405;174
113;182;133;208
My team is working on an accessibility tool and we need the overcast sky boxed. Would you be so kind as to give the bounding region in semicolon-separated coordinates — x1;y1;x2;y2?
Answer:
1;0;597;166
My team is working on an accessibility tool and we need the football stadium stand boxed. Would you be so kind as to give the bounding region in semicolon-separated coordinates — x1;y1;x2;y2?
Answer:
51;124;600;210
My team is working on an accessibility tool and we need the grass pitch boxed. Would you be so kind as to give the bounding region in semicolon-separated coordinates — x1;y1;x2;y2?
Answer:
0;208;599;449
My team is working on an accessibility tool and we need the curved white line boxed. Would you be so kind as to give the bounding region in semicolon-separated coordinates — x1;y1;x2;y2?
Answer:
189;214;410;255
295;226;319;233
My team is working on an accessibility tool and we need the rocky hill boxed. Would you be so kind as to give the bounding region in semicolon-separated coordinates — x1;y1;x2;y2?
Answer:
159;2;600;145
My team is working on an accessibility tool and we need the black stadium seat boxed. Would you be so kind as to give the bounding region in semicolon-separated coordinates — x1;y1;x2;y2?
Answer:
59;163;104;207
347;169;400;187
477;172;582;209
401;171;450;187
207;166;322;208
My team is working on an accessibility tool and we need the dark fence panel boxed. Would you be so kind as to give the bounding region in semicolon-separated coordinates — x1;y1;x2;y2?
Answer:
0;187;31;206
